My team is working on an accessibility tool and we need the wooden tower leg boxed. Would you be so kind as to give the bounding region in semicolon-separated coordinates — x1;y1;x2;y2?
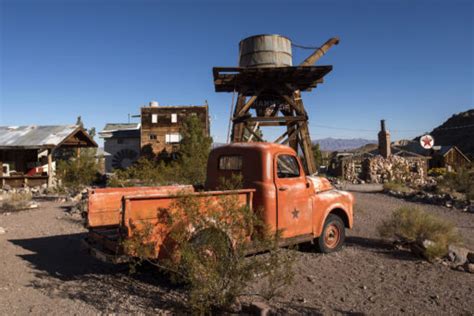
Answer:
299;122;317;174
231;94;246;142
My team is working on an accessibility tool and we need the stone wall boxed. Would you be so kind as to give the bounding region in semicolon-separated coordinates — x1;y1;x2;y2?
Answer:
340;155;427;185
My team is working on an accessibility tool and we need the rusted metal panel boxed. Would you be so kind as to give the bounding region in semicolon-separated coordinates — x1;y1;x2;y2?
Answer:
87;185;194;228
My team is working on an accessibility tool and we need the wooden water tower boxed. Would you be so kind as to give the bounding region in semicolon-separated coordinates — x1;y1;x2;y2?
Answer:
213;34;339;174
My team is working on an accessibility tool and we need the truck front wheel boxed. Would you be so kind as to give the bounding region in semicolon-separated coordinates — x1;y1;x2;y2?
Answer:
316;214;345;253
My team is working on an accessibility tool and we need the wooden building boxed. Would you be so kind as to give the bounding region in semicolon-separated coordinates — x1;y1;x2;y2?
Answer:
429;145;471;170
140;102;209;158
0;125;97;188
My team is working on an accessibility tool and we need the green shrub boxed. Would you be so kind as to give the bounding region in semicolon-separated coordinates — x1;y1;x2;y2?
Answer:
438;168;474;200
123;191;294;313
56;150;99;191
378;207;462;260
428;167;447;177
0;192;33;212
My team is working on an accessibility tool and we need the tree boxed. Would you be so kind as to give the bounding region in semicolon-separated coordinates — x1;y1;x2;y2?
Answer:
312;143;323;168
177;115;213;185
76;116;84;128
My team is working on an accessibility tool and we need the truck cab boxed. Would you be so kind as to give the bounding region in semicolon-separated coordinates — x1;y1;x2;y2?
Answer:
206;142;354;252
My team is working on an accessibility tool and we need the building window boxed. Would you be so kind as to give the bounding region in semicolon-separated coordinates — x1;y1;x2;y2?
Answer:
117;138;125;144
165;133;181;144
171;113;178;123
151;114;158;124
149;134;157;140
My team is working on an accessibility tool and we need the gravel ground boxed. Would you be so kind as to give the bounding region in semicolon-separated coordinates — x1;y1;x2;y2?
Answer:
0;193;473;315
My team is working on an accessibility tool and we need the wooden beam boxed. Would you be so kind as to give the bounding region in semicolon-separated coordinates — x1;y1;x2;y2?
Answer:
236;91;261;117
47;149;53;188
243;125;264;142
274;130;289;144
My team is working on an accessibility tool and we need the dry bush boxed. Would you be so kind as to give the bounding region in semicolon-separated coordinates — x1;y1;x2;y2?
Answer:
0;192;33;212
383;181;412;193
378;207;462;260
123;190;294;313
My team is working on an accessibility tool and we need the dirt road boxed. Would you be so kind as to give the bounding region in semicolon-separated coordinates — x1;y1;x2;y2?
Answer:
0;193;473;314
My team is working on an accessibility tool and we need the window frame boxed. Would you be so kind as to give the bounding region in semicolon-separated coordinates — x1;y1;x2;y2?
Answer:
218;155;243;171
151;114;158;124
165;133;181;144
171;113;178;123
276;154;301;179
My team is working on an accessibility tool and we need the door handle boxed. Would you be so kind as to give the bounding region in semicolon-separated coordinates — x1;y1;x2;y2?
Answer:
279;186;289;191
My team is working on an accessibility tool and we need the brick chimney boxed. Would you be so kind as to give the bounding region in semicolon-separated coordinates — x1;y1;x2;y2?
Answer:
378;119;391;158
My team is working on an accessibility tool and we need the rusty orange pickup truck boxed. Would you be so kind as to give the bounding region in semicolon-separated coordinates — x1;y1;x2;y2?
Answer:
83;143;354;263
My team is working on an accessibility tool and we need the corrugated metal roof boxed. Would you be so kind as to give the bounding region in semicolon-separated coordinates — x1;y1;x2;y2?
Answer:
0;125;80;148
99;123;141;139
101;123;140;132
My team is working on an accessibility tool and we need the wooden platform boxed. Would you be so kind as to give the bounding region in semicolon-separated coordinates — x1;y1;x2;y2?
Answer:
213;65;333;95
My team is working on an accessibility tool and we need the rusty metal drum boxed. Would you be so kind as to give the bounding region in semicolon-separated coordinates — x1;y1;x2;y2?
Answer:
239;34;292;68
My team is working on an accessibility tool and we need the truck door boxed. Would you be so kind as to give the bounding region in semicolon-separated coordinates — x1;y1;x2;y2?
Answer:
274;153;313;238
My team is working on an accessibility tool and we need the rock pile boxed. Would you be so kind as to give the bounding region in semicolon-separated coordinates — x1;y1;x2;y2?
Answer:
364;155;426;185
386;190;473;212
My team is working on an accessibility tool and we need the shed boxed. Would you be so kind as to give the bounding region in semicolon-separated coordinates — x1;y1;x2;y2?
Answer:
0;125;97;188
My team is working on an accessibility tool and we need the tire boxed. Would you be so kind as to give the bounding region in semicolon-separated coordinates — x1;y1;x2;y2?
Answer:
316;214;346;253
190;228;233;262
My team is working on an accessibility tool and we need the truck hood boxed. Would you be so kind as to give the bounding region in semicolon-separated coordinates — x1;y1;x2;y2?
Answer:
307;175;333;193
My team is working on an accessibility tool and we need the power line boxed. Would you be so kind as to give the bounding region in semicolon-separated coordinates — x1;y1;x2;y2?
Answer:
310;123;474;133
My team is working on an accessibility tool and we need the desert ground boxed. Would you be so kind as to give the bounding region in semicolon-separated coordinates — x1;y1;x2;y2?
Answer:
0;191;473;315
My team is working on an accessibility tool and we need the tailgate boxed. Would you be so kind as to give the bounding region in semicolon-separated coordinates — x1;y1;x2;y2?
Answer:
87;185;194;228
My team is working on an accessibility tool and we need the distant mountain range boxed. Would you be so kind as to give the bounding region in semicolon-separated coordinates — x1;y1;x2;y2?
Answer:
312;138;376;152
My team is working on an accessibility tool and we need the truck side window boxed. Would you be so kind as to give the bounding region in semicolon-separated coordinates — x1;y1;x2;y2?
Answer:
277;155;300;178
219;155;242;171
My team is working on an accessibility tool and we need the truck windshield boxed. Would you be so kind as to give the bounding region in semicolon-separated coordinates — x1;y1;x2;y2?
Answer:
277;155;300;178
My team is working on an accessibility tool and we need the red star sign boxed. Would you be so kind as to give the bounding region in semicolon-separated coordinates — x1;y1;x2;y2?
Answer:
422;136;432;147
420;135;434;149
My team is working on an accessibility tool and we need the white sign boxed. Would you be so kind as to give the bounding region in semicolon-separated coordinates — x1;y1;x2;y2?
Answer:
420;134;434;149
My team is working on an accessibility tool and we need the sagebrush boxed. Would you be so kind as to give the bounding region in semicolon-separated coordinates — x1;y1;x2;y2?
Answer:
0;192;33;212
378;207;462;260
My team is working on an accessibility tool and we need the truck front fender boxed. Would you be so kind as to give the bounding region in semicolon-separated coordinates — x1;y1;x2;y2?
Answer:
313;190;354;237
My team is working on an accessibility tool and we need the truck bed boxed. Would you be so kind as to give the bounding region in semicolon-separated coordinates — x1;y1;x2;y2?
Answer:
85;186;255;262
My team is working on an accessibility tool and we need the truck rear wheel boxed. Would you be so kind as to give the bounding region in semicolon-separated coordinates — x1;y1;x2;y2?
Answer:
316;214;345;253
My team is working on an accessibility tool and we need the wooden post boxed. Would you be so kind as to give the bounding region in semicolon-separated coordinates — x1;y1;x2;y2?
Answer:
231;95;247;142
47;149;53;188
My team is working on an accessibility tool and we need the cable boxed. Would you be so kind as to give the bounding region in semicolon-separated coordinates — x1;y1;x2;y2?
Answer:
292;43;321;50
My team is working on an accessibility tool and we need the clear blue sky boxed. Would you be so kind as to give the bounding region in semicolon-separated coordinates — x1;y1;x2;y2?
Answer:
1;0;472;145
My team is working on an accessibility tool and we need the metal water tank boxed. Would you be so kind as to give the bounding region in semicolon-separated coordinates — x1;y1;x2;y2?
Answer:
239;34;292;68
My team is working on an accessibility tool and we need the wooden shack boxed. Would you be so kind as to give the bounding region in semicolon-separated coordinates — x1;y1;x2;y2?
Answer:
0;125;97;188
